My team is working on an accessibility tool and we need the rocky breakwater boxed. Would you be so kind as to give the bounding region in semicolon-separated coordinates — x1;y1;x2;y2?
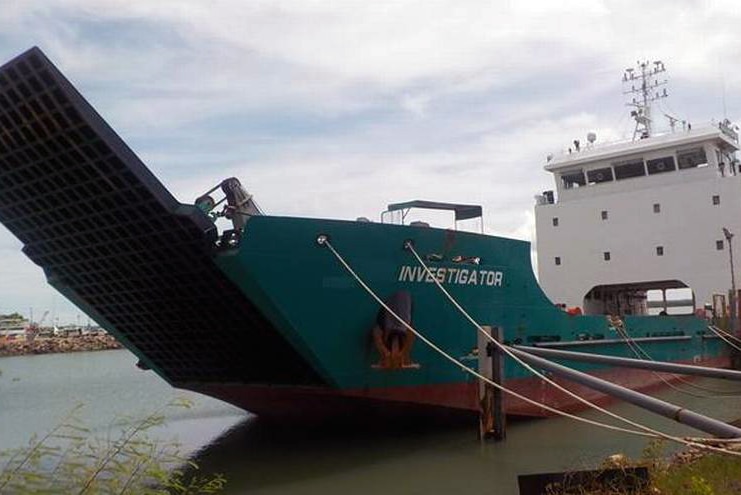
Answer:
0;335;123;357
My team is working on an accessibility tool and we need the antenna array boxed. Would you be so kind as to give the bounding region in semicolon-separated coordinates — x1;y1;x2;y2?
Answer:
623;60;668;140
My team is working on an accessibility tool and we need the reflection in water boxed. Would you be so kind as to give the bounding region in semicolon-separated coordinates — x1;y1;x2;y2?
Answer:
191;417;483;494
185;415;641;494
189;380;741;495
2;349;741;494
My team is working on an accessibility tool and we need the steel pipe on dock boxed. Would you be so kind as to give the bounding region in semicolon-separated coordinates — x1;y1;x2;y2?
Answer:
514;345;741;381
508;347;741;438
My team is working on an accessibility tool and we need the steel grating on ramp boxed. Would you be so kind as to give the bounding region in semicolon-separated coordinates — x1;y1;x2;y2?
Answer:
0;47;320;386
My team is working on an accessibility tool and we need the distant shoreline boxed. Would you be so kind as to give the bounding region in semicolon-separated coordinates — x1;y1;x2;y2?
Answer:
0;335;123;358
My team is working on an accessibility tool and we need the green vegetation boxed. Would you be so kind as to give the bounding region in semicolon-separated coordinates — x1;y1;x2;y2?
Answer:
544;439;741;494
0;398;226;494
639;439;741;495
652;452;741;495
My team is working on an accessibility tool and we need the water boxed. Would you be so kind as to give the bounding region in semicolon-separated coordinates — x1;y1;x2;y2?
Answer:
2;349;741;494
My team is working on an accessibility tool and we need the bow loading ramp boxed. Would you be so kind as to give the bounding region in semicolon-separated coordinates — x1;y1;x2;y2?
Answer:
0;47;321;386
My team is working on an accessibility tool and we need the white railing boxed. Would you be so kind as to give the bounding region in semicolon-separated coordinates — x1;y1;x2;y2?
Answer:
548;120;737;161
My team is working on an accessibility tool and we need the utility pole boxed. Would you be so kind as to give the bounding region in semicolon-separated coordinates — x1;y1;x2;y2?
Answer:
723;227;740;368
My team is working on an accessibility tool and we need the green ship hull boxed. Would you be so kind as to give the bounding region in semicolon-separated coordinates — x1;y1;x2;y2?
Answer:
198;215;728;418
0;47;730;420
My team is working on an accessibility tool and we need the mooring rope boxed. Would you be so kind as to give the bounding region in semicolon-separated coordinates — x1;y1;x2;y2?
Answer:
720;325;741;345
707;325;741;353
319;236;741;455
401;241;741;454
317;236;653;438
709;324;741;345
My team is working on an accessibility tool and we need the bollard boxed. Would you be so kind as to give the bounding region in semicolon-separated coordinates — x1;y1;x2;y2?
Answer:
479;326;506;441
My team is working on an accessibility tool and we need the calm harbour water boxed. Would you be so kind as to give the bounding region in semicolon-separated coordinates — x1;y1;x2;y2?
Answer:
1;349;741;494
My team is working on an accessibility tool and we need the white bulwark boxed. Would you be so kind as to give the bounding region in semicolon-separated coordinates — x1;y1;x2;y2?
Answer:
535;121;740;316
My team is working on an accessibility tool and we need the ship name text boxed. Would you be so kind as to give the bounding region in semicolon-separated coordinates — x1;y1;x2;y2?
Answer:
397;266;504;287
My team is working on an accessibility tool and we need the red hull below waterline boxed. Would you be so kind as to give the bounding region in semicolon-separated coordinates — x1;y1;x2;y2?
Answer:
184;356;731;421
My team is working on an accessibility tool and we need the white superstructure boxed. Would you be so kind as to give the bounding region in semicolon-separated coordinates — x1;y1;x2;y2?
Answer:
535;61;741;317
0;316;28;336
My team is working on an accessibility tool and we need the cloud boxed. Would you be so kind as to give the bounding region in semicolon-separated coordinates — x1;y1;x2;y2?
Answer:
2;1;741;321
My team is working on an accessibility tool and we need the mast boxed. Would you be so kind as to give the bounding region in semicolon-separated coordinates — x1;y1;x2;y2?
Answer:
623;60;668;140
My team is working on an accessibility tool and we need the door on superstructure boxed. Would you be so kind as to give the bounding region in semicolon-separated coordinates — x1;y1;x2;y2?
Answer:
583;280;694;317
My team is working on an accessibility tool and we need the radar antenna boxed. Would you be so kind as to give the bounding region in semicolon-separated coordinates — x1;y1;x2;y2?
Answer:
622;60;668;140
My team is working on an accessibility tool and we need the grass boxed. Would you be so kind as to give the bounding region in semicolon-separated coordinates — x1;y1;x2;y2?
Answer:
544;439;741;495
652;452;741;495
0;398;226;494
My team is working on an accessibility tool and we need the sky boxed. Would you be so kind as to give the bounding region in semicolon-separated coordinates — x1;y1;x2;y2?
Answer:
1;0;741;324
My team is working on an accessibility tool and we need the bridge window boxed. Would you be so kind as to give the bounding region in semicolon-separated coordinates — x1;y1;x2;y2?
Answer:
555;256;561;266
647;156;676;175
587;167;614;184
552;217;559;227
603;251;611;261
560;170;586;189
653;203;660;213
656;246;664;256
713;195;720;205
677;147;708;169
717;240;724;250
614;159;645;180
601;210;608;220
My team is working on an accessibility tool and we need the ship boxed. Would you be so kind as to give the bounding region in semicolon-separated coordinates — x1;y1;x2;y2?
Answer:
0;48;734;421
0;315;29;338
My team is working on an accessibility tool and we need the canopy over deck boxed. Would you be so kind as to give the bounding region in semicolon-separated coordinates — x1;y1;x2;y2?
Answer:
385;200;483;221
